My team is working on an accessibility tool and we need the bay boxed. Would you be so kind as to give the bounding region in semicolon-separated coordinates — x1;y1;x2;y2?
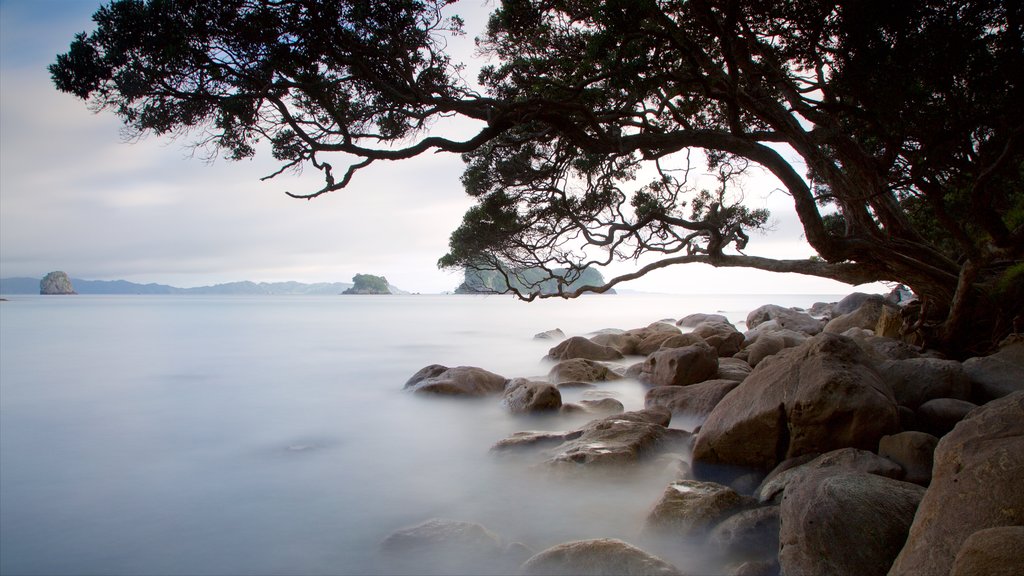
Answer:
0;293;838;575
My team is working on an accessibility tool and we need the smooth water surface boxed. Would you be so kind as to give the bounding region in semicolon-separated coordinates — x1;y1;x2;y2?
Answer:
0;293;835;575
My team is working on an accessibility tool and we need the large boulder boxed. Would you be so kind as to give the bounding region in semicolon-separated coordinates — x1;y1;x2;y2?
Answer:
635;331;685;356
503;378;562;414
949;526;1024;576
644;480;752;539
644;379;739;423
639;343;719;387
779;471;925;576
888;391;1024;576
691;321;745;357
915;397;978;437
756;447;904;503
708;506;781;564
520;538;681;576
832;292;881;316
879;357;971;408
745;304;825;335
404;365;508;396
693;333;899;482
548;359;620;384
962;338;1024;402
378;518;526;575
878;431;939;486
823;296;896;334
716;358;752;383
547;336;624;362
589;332;641;355
743;329;807;367
542;409;678;471
677;313;729;328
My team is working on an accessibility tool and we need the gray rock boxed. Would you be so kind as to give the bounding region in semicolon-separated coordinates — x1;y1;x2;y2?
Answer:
779;471;924;576
916;397;978;437
878;431;939;486
693;334;899;482
546;336;624;362
639;343;719;387
950;526;1024;576
708;506;780;563
644;379;739;423
833;292;883;316
579;398;625;415
823;296;896;334
503;378;562;414
963;338;1024;402
542;409;676;471
404;365;508;396
756;447;904;503
880;357;971;408
644;480;752;538
889;392;1024;576
491;430;580;453
534;328;566;340
745;304;825;335
520;538;681;576
378;518;515;575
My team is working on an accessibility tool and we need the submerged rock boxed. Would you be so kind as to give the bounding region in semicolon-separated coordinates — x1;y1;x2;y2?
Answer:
379;518;525;575
546;336;624;362
543;409;677;471
403;365;508;396
548;359;620;384
520;538;681;576
503;378;562;414
644;479;752;539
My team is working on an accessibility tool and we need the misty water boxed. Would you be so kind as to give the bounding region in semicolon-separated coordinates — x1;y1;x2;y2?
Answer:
0;293;836;575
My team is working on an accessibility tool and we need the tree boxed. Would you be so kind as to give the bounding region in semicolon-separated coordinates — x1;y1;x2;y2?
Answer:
51;0;1023;355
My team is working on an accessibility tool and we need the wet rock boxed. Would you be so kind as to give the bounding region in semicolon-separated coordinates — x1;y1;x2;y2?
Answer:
548;359;620;384
639;343;719;387
916;397;978;437
756;447;904;503
889;392;1024;576
950;526;1024;576
716;358;752;382
693;334;898;483
579;398;625;415
878;431;939;486
644;379;739;423
963;338;1024;402
644;479;752;538
542;409;676;471
520;538;681;576
535;328;566;340
404;365;508;396
378;518;516;575
546;336;624;362
503;378;562;414
691;321;745;357
880;357;971;409
491;430;580;453
779;471;924;576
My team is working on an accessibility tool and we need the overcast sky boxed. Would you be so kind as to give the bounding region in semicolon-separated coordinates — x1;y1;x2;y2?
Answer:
0;0;884;295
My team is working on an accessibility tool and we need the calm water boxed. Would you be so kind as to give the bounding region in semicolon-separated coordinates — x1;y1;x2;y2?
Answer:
0;293;837;575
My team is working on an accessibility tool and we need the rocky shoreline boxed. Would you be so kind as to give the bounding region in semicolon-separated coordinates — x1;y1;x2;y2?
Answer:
384;291;1023;576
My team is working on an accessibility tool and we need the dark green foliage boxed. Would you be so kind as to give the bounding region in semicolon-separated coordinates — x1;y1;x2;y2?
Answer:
455;265;606;295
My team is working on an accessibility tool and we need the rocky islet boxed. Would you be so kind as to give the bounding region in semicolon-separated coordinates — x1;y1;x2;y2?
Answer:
386;290;1024;575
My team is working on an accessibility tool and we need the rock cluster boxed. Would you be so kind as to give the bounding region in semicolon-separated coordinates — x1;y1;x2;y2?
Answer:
388;291;1024;575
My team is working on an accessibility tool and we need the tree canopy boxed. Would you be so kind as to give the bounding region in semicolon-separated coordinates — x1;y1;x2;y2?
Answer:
51;0;1023;354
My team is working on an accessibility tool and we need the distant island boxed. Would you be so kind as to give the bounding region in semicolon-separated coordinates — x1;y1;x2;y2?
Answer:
342;274;398;295
454;265;612;295
39;271;77;295
0;276;407;296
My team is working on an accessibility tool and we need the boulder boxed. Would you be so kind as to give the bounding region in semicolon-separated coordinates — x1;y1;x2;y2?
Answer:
491;430;580;453
708;506;780;564
379;518;522;575
692;334;899;482
657;333;707;351
503;378;562;414
756;447;904;503
716;358;752;382
878;431;939;486
677;313;729;328
542;409;677;471
644;379;739;422
547;336;624;362
823;296;896;334
589;332;641;355
778;471;925;576
644;480;752;538
745;304;825;335
635;331;685;356
844;330;924;362
916;397;978;437
889;392;1024;576
833;292;882;316
548;359;620;384
949;526;1024;576
962;338;1024;402
691;321;745;357
404;365;508;396
880;357;971;408
534;328;566;340
639;343;719;387
520;538;681;576
808;301;835;318
579;398;625;415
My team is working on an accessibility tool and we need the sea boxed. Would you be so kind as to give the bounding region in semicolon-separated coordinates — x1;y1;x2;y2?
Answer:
0;293;840;575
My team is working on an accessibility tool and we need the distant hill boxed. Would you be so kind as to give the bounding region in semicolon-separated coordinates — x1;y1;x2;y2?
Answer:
0;277;362;295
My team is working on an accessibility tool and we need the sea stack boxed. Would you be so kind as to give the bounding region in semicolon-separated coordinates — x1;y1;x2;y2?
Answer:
39;271;76;295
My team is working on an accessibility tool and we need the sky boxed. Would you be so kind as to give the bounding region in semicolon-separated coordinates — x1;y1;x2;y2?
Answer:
0;0;886;295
